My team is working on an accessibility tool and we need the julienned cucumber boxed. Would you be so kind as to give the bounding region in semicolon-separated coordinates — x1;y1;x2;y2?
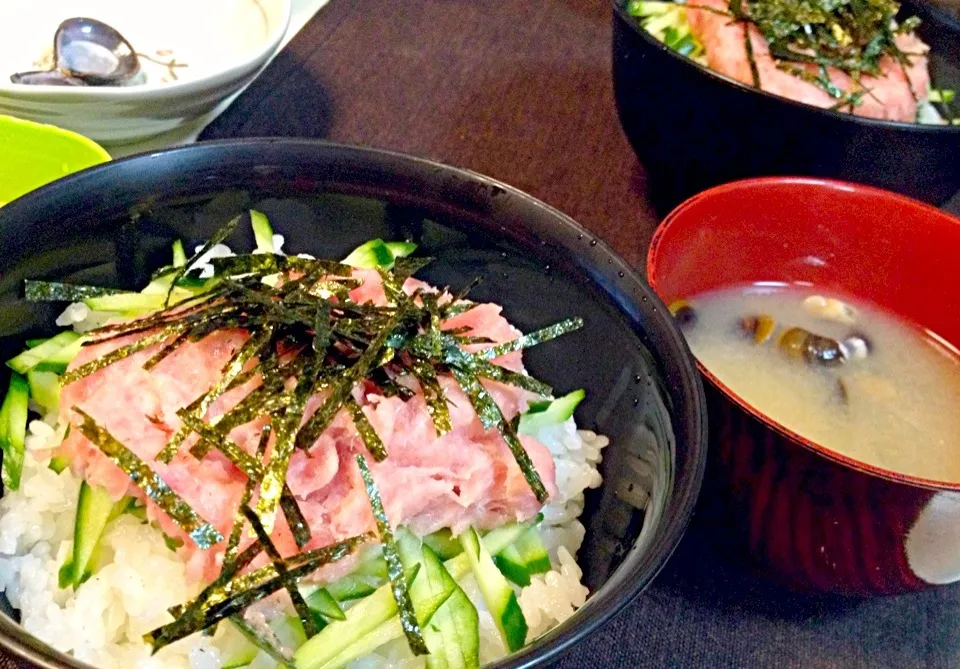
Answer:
84;291;191;314
325;547;388;601
415;544;479;669
299;536;457;669
219;618;259;669
342;239;417;270
171;239;187;268
304;585;346;621
0;373;29;491
27;370;60;416
251;210;275;253
518;389;585;434
7;331;82;375
48;455;70;474
460;528;527;652
293;564;425;669
423;528;463;560
493;527;551;587
59;482;131;590
33;335;86;374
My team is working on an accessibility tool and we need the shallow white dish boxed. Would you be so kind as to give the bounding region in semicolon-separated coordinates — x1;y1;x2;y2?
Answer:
0;0;292;145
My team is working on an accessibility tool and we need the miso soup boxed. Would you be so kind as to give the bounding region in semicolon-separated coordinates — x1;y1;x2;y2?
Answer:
675;284;960;483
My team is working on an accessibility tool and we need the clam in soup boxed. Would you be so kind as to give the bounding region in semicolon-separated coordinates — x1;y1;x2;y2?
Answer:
673;285;960;483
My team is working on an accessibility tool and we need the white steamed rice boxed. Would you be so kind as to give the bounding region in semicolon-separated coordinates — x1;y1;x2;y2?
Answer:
0;404;610;669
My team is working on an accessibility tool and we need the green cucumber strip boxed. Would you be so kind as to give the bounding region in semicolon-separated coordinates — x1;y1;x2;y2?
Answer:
0;374;28;491
220;619;259;669
32;335;87;374
27;370;60;415
62;482;117;590
84;292;169;313
321;545;389;599
303;580;455;669
325;575;379;602
460;528;527;652
628;0;672;16
270;614;308;651
384;241;417;259
317;617;405;669
518;389;585;434
7;331;81;374
413;543;478;669
443;520;536;582
291;570;410;666
492;527;551;587
292;565;423;669
26;338;48;349
48;455;70;474
304;586;346;621
423;528;463;560
425;585;479;669
251;211;275;253
930;89;956;104
342;239;395;270
172;240;187;268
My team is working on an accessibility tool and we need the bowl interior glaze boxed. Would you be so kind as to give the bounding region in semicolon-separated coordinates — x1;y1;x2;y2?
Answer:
0;140;707;669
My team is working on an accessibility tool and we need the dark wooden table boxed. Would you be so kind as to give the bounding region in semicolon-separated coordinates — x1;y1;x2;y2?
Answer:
199;2;960;667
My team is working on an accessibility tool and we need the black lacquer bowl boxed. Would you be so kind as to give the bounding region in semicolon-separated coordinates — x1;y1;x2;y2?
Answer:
612;0;960;214
0;140;707;669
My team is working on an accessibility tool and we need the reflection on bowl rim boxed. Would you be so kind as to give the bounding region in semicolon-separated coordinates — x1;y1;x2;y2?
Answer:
647;175;960;493
611;0;960;134
0;0;293;98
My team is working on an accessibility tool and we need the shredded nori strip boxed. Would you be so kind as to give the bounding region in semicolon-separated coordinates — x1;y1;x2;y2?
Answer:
255;356;322;534
241;505;321;638
346;397;388;461
450;366;550;503
72;408;223;549
355;454;428;656
408;357;452;436
146;533;370;651
472;359;553;396
61;325;187;385
475;318;584;360
158;325;274;463
24;280;126;301
295;307;407;451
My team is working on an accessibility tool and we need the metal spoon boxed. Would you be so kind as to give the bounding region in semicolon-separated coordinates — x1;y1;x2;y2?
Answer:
11;17;141;87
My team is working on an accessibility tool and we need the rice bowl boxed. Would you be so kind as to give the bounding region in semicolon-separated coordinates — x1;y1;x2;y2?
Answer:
0;139;709;669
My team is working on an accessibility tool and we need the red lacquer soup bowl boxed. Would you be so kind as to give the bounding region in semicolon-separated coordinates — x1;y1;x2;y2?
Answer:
647;177;960;596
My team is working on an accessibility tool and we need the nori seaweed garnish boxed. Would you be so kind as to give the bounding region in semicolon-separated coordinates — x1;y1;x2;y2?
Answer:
48;226;583;653
683;0;924;108
356;453;428;655
146;533;370;650
72;408;223;549
24;280;126;301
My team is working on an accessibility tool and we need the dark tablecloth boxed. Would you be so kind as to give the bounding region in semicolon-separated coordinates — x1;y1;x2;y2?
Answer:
5;1;957;667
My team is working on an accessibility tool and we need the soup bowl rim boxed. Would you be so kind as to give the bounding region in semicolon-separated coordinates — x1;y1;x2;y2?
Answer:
647;175;960;493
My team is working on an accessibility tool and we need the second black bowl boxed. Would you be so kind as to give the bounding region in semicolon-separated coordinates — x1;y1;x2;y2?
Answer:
612;0;960;213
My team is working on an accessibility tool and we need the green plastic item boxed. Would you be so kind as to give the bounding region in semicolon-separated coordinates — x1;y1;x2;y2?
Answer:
0;116;111;207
